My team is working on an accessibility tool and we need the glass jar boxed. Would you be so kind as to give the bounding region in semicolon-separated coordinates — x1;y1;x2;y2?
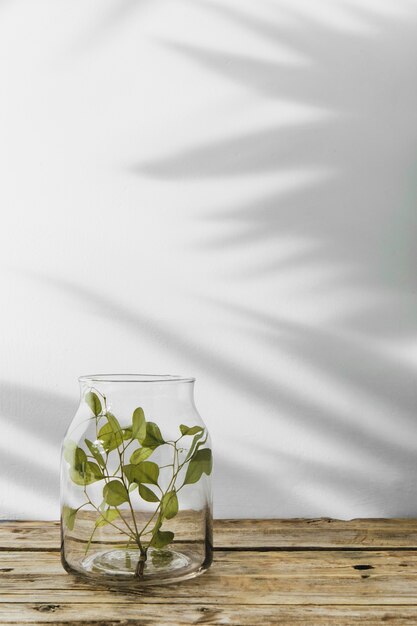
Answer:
60;374;213;584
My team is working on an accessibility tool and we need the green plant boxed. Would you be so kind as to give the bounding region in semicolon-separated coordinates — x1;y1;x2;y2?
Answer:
62;390;212;578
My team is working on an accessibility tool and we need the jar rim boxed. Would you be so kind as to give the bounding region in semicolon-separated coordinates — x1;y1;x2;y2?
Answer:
78;373;196;384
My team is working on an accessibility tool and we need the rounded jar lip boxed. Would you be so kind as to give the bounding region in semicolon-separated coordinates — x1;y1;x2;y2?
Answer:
78;373;196;384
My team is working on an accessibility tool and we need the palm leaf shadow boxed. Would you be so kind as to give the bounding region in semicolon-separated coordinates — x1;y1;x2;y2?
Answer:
20;273;417;516
0;382;75;508
126;1;417;513
134;2;417;297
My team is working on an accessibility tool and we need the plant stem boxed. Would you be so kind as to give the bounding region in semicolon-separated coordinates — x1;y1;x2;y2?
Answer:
116;448;144;557
135;549;147;578
137;442;190;548
82;487;136;556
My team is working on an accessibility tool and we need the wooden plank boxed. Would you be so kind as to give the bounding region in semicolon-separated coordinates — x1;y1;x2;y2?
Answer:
0;522;60;551
2;550;417;605
2;521;417;626
1;603;417;625
215;518;417;549
3;519;417;550
1;548;417;576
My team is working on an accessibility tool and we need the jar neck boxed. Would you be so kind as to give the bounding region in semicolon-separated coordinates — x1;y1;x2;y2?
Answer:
78;375;197;411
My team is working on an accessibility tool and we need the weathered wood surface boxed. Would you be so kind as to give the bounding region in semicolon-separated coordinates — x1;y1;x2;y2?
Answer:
2;605;417;625
2;518;417;550
1;520;417;624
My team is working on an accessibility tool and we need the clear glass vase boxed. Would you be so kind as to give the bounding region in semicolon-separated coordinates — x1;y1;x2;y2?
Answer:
60;374;213;585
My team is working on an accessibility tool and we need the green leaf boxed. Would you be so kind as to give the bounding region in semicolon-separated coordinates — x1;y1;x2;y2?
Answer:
161;490;178;520
140;422;165;448
138;484;160;503
130;447;154;464
69;469;85;485
129;482;138;492
103;480;129;506
150;529;174;549
74;447;87;471
96;508;120;528
97;422;115;451
70;461;103;486
107;412;123;435
98;413;124;452
85;439;105;468
122;464;136;484
135;461;160;485
85;391;102;416
123;461;159;485
62;505;78;530
151;550;174;568
123;427;132;440
183;448;212;485
63;439;77;464
132;407;146;441
179;424;204;436
185;430;206;462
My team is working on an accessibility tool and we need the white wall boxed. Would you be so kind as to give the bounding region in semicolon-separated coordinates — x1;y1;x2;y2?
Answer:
0;0;416;520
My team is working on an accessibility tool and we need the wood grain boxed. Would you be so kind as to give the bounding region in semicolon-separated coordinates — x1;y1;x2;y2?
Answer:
2;518;417;550
1;604;417;625
2;549;417;605
1;520;417;624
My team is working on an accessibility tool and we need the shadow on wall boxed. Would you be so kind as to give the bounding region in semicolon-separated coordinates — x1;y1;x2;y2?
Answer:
70;0;152;54
19;273;417;517
137;2;417;302
4;2;417;517
0;382;76;513
130;2;417;514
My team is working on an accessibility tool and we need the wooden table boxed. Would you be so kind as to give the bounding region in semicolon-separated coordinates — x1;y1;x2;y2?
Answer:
1;519;417;624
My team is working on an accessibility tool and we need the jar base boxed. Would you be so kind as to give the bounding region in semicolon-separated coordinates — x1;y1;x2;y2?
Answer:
81;547;192;580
